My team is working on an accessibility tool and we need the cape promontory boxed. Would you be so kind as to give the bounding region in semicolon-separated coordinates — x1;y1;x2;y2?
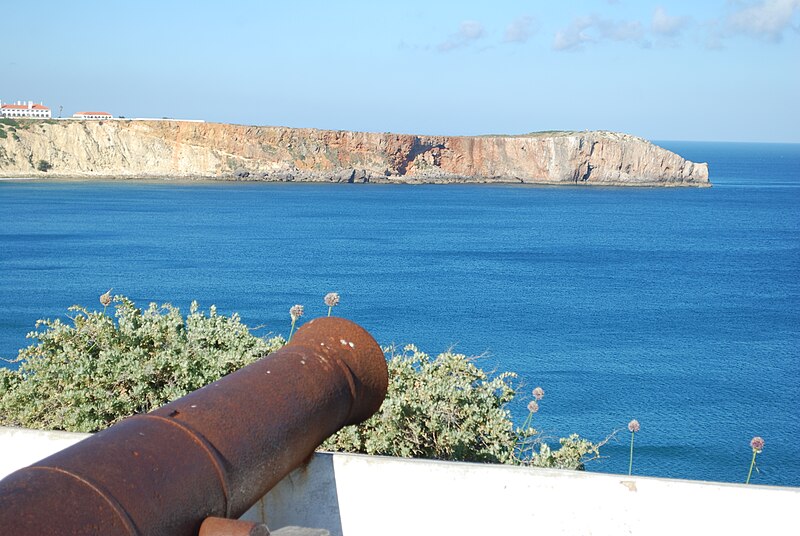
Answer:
0;120;709;186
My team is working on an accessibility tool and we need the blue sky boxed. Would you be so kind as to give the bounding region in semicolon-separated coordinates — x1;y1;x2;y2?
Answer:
4;0;799;142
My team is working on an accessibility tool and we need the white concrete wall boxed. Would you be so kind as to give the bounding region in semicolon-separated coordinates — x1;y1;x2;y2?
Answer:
0;427;89;478
247;452;800;536
2;427;798;536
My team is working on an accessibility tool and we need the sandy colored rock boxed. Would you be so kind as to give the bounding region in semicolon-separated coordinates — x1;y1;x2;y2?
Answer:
0;120;709;186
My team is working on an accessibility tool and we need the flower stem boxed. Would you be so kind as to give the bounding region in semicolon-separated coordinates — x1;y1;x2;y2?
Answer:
521;411;533;431
288;319;297;341
628;431;636;476
327;306;332;317
746;449;758;484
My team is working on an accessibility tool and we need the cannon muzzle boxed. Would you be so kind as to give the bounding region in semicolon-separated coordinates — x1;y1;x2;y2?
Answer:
0;317;388;535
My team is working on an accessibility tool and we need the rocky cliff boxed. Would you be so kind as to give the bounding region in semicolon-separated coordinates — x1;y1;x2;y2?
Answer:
0;120;709;186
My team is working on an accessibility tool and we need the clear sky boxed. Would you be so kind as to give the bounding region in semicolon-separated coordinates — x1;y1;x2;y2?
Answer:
3;0;799;142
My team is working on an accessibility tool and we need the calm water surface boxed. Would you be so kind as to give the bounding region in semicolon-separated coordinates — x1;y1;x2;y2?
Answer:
1;141;798;486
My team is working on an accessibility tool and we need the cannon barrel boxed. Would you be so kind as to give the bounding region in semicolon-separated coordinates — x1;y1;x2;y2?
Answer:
0;317;388;535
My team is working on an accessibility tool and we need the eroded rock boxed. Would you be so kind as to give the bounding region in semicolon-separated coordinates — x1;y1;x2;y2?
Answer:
0;121;710;186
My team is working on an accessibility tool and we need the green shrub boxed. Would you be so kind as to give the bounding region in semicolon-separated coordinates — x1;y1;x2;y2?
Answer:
0;296;283;432
323;345;526;463
36;160;52;172
518;433;606;470
0;295;603;470
322;345;602;469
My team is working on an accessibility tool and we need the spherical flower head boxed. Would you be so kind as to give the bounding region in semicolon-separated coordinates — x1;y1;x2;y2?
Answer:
290;304;304;321
527;400;539;413
99;289;113;307
628;419;640;433
324;292;340;308
532;387;545;400
750;436;764;452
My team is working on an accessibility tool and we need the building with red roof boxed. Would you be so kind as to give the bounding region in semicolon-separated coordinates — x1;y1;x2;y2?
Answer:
72;111;113;120
0;100;51;119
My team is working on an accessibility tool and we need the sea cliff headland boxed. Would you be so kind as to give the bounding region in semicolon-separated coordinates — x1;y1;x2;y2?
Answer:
0;120;710;186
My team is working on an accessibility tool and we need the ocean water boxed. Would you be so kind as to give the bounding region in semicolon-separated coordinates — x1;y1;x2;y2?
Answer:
1;141;798;487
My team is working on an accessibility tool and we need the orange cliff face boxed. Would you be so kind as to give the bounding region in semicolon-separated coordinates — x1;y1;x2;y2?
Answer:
0;120;709;186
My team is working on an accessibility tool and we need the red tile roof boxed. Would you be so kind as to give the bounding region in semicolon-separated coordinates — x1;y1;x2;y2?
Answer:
74;111;112;116
1;103;50;110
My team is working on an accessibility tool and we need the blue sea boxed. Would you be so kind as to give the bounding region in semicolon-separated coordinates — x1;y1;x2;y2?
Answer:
1;141;798;487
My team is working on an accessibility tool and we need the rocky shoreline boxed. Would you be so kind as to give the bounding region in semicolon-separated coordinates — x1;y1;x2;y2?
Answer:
0;120;710;187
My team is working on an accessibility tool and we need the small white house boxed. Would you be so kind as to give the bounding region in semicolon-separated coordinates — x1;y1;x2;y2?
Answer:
72;111;113;120
0;100;52;119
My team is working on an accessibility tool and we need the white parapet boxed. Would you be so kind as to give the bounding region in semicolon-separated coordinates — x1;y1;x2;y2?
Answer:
0;427;89;478
2;427;798;535
248;452;800;535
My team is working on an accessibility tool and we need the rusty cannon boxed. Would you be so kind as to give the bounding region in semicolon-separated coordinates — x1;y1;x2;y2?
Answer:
0;317;388;535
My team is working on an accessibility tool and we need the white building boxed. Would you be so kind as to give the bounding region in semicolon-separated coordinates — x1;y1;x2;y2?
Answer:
72;111;113;120
0;100;52;119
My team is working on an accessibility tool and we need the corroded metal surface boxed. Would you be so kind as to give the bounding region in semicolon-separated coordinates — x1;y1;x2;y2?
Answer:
0;317;387;536
199;516;270;536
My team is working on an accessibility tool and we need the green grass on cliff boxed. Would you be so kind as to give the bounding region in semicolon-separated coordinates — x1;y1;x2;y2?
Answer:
479;130;579;138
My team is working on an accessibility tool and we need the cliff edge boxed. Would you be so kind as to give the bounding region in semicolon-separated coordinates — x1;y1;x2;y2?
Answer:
0;120;710;186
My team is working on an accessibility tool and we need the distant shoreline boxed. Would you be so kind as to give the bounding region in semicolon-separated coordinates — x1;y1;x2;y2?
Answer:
0;120;710;187
0;175;712;188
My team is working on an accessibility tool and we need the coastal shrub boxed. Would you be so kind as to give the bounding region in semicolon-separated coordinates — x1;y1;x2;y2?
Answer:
322;345;602;469
0;295;603;470
322;345;525;463
36;159;52;172
518;433;606;470
0;296;283;432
